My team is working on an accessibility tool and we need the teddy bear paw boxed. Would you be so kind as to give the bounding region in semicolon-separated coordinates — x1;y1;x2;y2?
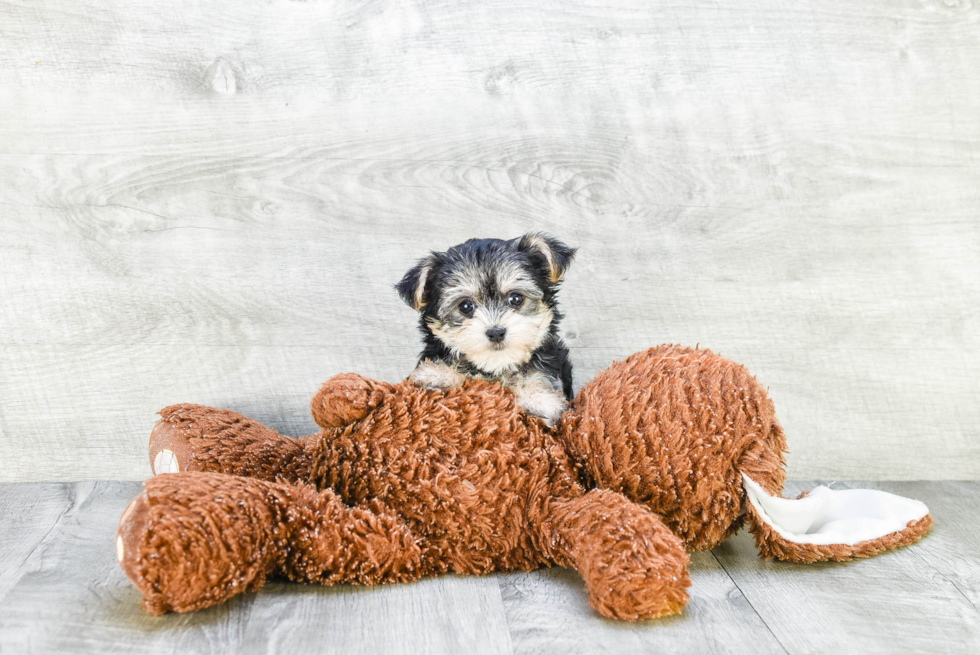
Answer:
149;416;197;475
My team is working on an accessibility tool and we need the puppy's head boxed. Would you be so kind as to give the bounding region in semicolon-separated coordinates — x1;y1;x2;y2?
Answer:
397;233;576;374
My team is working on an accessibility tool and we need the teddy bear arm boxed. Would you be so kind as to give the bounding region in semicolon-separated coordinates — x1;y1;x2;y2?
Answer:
278;493;425;587
311;373;395;429
116;472;424;614
539;490;692;621
150;404;312;483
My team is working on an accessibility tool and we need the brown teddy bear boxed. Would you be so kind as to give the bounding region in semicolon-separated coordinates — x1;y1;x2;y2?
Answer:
116;345;932;620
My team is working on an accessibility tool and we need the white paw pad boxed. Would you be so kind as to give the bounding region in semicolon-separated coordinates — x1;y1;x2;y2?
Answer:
153;449;180;474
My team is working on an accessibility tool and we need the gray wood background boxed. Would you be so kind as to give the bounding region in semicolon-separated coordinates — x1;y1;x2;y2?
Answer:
1;0;978;482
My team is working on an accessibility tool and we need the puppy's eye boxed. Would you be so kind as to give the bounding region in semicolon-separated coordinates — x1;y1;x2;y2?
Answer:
508;292;525;308
459;299;476;316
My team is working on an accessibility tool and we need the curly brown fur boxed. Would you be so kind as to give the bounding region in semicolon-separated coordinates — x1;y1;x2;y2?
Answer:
121;344;932;620
746;499;934;563
308;375;585;575
117;472;422;615
127;370;688;620
150;404;314;482
561;344;787;551
541;490;691;620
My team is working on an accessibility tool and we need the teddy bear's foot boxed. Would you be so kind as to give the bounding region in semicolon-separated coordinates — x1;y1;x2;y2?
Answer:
117;472;423;614
544;489;692;621
741;473;933;563
149;412;195;475
150;404;313;483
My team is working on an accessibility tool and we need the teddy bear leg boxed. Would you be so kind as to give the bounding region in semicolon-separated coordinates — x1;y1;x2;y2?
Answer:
150;404;313;482
541;489;692;621
741;473;933;563
116;472;423;614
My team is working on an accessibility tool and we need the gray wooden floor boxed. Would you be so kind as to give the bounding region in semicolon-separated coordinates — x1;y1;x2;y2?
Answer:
1;481;976;654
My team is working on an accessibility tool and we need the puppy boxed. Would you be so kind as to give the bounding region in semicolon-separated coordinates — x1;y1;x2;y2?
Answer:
396;233;576;425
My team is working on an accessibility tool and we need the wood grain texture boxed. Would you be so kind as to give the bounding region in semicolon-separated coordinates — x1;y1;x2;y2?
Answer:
0;482;257;655
0;483;75;604
712;481;980;655
1;0;978;480
894;481;980;618
0;481;975;653
240;577;513;655
499;553;787;655
0;481;513;655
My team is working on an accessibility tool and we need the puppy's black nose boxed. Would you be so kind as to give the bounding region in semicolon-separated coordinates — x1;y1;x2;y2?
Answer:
486;326;507;343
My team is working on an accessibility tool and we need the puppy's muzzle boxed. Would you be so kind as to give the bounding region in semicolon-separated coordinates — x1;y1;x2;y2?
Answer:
486;326;507;343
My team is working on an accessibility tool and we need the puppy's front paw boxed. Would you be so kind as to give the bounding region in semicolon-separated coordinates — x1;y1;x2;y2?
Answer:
409;360;465;391
515;385;568;427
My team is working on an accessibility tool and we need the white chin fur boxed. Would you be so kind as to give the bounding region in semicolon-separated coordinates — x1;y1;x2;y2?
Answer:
432;308;552;375
468;346;530;375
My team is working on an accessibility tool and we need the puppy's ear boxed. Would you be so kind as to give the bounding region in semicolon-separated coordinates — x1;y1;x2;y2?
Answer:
395;256;436;311
517;233;577;283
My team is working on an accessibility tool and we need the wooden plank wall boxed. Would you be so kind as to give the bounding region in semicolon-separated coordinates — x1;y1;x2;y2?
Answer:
1;0;978;482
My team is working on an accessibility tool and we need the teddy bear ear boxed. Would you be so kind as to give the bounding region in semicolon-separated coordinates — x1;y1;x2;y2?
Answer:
517;233;577;283
395;255;437;311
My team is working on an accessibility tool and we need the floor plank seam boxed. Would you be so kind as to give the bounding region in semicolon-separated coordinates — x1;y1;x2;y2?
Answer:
899;511;980;618
0;483;80;607
491;576;519;655
710;549;791;655
11;483;79;565
948;578;980;616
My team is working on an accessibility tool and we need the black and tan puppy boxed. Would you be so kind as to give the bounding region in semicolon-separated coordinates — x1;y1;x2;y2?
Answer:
396;233;576;425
